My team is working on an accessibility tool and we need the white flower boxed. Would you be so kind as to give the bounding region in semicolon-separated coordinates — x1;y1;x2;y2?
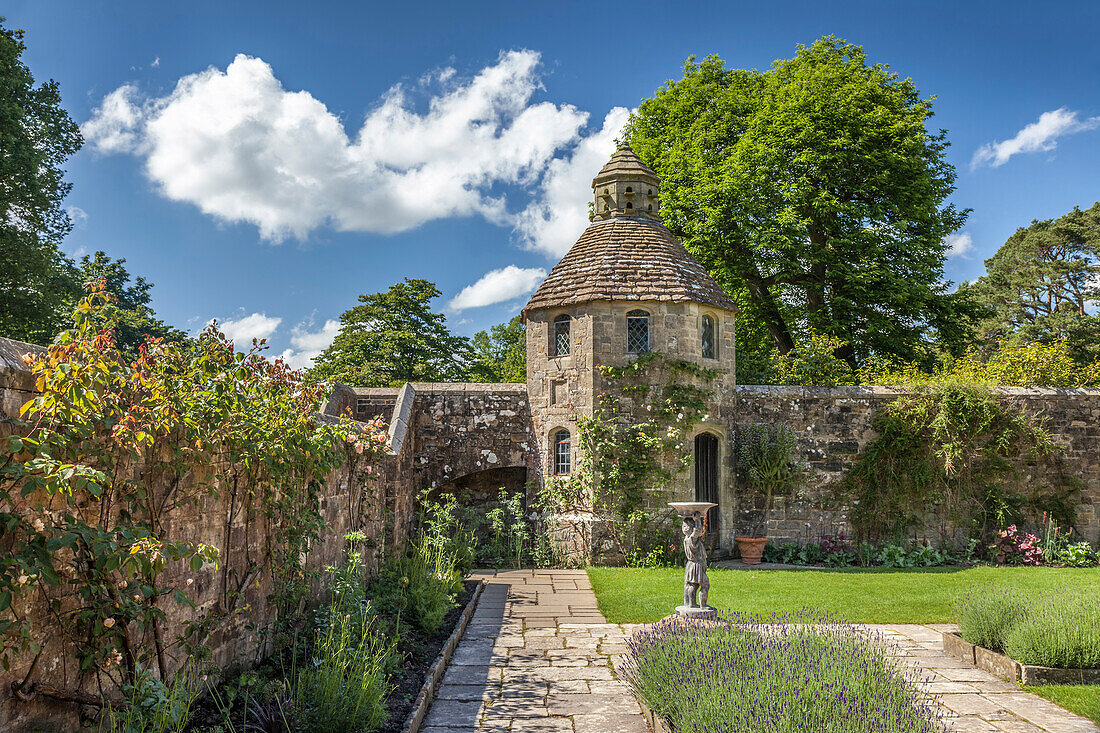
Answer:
103;618;116;628
32;518;45;532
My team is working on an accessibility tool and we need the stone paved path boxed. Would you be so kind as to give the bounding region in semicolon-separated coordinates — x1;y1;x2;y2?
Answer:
421;570;1098;733
865;623;1099;732
421;569;647;733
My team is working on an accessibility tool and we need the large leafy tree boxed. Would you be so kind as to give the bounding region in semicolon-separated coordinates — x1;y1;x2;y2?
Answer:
467;316;526;383
312;279;472;387
0;19;82;344
77;251;187;353
627;38;974;371
960;202;1100;364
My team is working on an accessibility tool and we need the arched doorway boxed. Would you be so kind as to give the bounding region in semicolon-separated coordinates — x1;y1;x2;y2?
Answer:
694;433;720;548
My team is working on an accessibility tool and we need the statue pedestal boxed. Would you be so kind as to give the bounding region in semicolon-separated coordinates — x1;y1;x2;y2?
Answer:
675;605;717;619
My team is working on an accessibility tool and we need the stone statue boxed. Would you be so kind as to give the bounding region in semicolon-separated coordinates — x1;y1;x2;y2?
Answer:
682;515;711;610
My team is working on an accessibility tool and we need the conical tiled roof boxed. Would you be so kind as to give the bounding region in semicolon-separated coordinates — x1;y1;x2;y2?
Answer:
522;218;738;315
591;143;659;187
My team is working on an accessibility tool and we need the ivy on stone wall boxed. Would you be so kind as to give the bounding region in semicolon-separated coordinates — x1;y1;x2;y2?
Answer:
842;383;1078;541
0;284;387;704
542;353;720;560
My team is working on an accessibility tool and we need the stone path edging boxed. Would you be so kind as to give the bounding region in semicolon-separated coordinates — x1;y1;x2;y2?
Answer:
419;569;648;733
942;629;1100;686
403;580;486;733
863;623;1099;732
416;571;1098;733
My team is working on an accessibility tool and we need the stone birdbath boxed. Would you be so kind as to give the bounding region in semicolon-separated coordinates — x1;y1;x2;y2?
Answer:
668;502;718;618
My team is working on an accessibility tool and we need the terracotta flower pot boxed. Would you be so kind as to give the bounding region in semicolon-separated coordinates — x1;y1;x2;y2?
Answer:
735;536;768;565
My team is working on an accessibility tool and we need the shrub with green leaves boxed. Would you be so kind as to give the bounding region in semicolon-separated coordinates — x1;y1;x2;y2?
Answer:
372;534;462;635
1002;596;1100;669
294;607;393;733
99;665;203;733
958;587;1100;668
957;587;1030;651
421;494;477;577
1055;542;1099;568
736;424;803;536
844;383;1073;541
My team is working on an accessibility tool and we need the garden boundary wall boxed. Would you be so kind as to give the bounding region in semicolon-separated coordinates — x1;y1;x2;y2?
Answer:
327;382;539;506
732;385;1100;545
0;339;418;730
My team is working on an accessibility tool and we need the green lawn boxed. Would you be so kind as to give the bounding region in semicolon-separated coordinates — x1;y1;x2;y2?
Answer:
1027;685;1100;724
587;566;1100;624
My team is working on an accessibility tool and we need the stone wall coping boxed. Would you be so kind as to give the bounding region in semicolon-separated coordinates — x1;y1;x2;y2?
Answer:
347;382;528;396
387;383;415;455
407;382;528;394
737;384;1100;397
0;337;44;392
347;387;401;397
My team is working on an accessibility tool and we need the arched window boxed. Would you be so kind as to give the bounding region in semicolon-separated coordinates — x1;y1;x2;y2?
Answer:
625;186;633;193
627;309;650;354
701;315;716;359
553;314;571;357
626;202;633;209
553;430;571;474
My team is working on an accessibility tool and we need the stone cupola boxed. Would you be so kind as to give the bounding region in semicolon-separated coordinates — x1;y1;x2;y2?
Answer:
590;142;661;222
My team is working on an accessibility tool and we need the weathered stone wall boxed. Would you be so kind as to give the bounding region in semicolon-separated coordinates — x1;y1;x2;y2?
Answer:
732;385;1100;545
526;304;596;486
330;382;537;502
0;350;415;730
526;300;742;551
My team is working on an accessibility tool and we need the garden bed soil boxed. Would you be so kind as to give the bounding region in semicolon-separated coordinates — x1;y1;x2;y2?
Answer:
381;579;479;733
186;580;480;733
942;631;1100;685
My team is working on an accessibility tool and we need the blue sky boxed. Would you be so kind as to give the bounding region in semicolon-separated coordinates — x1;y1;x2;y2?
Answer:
7;1;1100;365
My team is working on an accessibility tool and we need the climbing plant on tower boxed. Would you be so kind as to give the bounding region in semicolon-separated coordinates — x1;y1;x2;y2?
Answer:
541;353;721;562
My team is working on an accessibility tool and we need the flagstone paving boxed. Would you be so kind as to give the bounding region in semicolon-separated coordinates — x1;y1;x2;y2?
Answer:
420;570;1098;733
864;623;1099;732
421;569;647;733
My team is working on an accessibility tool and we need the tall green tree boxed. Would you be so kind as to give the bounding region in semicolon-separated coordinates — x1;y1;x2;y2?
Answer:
960;202;1100;364
76;251;186;353
0;18;82;344
311;279;472;387
627;38;974;371
467;316;526;383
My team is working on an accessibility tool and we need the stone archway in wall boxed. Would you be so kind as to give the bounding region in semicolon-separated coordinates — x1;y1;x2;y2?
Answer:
427;466;530;509
427;465;531;564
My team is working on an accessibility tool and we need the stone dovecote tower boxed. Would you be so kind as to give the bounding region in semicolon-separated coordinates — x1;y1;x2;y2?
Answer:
523;143;740;551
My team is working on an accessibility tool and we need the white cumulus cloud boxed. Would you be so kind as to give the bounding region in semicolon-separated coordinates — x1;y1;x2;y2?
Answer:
513;107;630;258
279;318;341;370
82;50;590;241
971;107;1100;170
944;231;974;259
82;84;145;154
212;312;282;345
449;265;547;311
